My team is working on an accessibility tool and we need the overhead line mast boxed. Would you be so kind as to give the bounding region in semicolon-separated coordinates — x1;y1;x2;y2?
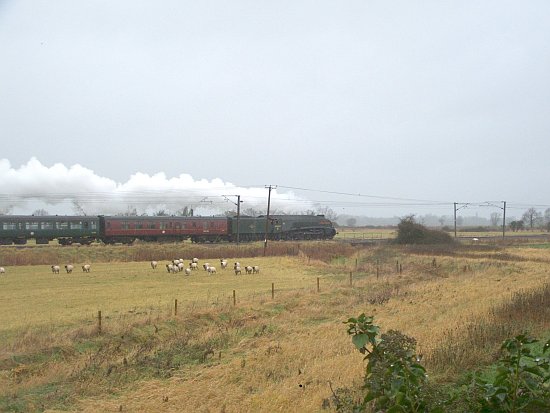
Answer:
263;185;276;256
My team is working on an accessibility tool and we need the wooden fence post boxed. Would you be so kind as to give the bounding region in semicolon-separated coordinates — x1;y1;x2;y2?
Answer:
399;264;403;274
174;299;178;316
233;290;236;306
97;310;102;335
317;277;320;292
376;259;380;279
271;282;274;299
349;271;352;287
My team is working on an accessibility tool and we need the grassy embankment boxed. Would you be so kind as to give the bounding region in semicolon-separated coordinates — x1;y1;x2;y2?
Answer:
1;241;550;412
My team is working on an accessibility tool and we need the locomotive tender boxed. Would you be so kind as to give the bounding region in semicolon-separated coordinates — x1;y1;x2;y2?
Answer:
0;214;336;245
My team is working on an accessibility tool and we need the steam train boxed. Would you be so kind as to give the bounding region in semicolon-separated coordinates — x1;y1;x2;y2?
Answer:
0;214;337;245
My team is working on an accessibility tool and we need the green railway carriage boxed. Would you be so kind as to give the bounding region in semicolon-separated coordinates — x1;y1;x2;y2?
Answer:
0;215;99;245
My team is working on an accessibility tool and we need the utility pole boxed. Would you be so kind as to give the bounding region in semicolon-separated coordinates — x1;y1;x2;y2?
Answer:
222;195;243;244
502;201;506;238
236;195;241;244
263;185;276;256
454;202;457;238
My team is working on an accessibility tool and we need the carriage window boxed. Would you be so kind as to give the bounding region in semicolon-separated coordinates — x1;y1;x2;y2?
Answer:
91;221;97;230
58;221;69;230
122;221;130;230
70;221;82;230
2;222;17;230
160;222;167;230
136;222;143;229
41;221;54;230
149;222;156;229
83;221;89;229
26;222;39;230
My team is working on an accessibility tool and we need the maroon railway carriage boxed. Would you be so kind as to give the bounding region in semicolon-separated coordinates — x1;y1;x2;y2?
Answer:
99;216;228;244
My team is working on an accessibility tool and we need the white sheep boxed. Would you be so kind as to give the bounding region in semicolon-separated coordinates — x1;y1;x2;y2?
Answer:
203;263;210;271
234;262;240;269
252;265;260;274
189;262;198;271
245;265;253;274
81;264;91;273
64;264;74;274
192;257;199;264
184;268;192;276
166;263;175;273
51;265;60;274
207;266;217;275
234;266;242;275
177;262;185;271
150;261;158;269
0;267;5;274
220;259;228;269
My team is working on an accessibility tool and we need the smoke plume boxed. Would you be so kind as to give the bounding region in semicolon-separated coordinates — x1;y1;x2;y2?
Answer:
0;158;313;216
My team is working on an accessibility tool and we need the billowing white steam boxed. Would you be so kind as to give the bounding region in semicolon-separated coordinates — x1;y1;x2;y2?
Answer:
0;158;314;216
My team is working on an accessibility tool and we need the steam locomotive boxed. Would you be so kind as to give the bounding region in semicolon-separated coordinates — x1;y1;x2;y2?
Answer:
0;214;337;245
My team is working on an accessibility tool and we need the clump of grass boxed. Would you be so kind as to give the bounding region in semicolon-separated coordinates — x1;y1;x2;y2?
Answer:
425;283;550;378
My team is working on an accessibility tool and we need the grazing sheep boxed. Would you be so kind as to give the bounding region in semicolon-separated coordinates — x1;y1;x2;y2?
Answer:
192;257;199;264
177;262;185;271
51;265;60;274
81;264;91;273
184;268;192;276
207;266;217;275
245;266;253;274
166;263;175;273
234;266;242;275
234;262;241;270
220;259;228;269
203;263;210;271
252;265;260;274
0;267;5;274
189;262;198;271
150;261;158;270
64;264;74;274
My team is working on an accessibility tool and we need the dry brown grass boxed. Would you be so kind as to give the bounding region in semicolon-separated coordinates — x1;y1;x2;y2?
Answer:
1;243;550;412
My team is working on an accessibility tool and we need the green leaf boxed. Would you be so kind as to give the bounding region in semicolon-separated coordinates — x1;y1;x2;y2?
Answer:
352;334;369;351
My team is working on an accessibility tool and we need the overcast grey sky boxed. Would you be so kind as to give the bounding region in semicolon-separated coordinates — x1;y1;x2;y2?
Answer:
1;1;549;218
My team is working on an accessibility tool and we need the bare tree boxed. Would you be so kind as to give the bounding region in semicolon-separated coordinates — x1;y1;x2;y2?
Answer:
522;208;542;230
510;220;525;232
346;217;357;227
490;212;501;227
316;206;338;221
32;209;49;216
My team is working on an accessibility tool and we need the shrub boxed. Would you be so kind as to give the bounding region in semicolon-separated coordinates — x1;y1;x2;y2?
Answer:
344;314;433;412
395;216;454;245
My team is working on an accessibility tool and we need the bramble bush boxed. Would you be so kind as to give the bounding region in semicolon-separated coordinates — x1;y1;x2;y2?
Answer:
341;314;550;413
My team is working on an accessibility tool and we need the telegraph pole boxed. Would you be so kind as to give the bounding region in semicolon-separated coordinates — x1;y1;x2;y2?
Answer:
236;195;241;244
263;185;276;256
502;201;506;238
222;195;243;244
454;202;457;238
